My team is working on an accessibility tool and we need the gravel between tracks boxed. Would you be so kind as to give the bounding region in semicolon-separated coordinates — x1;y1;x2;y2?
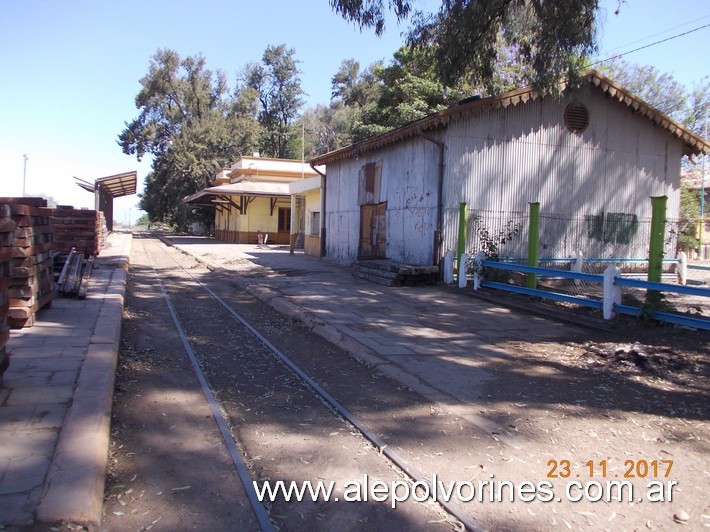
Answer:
102;235;708;531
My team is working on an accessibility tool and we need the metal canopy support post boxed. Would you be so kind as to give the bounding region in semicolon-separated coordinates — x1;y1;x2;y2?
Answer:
239;196;255;216
97;185;113;232
217;195;242;214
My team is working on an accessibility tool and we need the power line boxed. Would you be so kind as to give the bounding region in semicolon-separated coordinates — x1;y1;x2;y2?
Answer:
603;14;710;54
590;22;710;68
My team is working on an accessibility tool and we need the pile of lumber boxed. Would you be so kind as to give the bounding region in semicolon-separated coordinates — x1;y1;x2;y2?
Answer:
0;204;14;378
0;198;56;329
57;248;94;298
352;259;439;287
51;206;107;256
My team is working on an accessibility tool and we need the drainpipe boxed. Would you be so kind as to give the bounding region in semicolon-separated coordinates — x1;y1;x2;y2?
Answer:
310;162;327;258
418;132;445;267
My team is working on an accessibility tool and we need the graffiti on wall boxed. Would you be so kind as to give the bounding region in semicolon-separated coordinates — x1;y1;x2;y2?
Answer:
405;188;433;235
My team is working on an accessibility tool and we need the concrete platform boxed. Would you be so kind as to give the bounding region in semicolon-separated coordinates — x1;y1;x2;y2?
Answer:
163;235;592;422
0;232;131;529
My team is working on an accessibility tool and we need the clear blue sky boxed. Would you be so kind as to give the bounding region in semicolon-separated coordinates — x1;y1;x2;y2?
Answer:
1;0;708;224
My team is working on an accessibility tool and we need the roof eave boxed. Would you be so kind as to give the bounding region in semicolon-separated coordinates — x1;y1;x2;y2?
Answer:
309;71;710;165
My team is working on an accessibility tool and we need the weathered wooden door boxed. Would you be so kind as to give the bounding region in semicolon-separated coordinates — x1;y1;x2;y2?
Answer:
359;202;387;259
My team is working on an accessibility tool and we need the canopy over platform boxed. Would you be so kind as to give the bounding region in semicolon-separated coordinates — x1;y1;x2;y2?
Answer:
183;181;292;227
74;171;137;231
183;181;290;206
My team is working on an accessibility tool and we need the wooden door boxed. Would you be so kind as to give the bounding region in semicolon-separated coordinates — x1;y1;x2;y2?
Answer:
359;202;387;259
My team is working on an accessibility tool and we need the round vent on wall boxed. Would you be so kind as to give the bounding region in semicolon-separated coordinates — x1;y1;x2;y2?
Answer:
564;103;589;133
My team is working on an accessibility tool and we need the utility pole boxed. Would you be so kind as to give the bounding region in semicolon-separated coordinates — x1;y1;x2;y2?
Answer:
701;108;707;258
22;154;28;197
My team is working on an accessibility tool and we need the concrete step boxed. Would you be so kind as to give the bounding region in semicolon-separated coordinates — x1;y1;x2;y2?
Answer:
352;259;439;287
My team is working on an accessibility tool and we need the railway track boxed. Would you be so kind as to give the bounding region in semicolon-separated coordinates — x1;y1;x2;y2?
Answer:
103;234;710;531
107;235;479;531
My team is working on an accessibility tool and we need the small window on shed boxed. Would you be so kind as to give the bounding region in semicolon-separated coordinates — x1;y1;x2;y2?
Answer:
358;161;382;205
564;102;589;133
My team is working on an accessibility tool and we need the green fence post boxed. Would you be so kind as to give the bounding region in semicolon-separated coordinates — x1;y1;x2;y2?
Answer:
648;196;667;284
527;202;540;289
457;203;467;282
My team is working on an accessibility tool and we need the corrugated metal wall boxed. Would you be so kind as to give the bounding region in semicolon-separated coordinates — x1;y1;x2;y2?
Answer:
324;84;684;264
441;85;683;258
325;159;360;263
325;136;441;265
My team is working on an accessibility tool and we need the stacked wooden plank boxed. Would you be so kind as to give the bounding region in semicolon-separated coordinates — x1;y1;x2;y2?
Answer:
51;206;107;257
0;204;14;377
97;209;108;251
0;198;56;329
352;259;439;287
57;248;94;298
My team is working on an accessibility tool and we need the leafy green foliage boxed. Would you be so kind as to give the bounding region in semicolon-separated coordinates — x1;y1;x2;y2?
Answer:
119;50;230;160
678;183;701;252
329;47;462;142
120;49;266;228
469;216;523;282
331;59;380;106
242;44;305;158
329;0;411;36
683;78;710;138
324;39;542;144
330;0;599;92
364;47;461;126
295;103;356;158
471;217;523;262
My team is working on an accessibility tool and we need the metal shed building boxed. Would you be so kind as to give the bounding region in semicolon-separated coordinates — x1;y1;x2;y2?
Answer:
310;71;709;266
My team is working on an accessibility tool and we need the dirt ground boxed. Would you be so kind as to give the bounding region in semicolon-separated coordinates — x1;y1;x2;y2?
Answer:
100;237;708;531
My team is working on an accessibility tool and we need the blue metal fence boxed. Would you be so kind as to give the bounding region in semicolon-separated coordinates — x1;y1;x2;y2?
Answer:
477;260;710;330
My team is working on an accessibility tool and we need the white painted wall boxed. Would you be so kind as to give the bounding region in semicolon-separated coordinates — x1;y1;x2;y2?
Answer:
325;136;441;265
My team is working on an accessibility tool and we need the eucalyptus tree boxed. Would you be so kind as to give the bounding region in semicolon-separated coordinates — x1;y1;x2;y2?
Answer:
330;0;600;91
329;43;529;143
331;59;381;107
295;102;357;158
119;49;259;228
242;44;305;158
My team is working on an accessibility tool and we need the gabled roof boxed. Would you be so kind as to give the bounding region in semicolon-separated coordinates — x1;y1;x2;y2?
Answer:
310;71;709;166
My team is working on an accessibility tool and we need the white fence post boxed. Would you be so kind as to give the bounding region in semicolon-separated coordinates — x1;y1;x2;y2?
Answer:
603;265;621;320
472;251;486;290
572;251;584;286
458;252;469;289
443;249;455;284
677;251;687;285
